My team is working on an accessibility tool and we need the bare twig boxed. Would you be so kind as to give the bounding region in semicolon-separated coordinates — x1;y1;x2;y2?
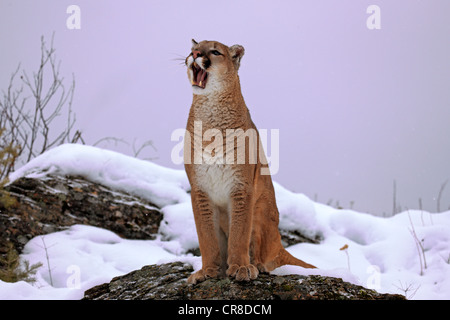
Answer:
339;244;350;271
393;179;397;216
93;137;129;148
407;211;427;275
393;280;420;299
94;137;158;161
132;139;157;159
437;179;448;213
38;236;54;287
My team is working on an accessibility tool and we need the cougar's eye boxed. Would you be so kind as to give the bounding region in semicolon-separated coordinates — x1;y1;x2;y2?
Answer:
210;50;222;56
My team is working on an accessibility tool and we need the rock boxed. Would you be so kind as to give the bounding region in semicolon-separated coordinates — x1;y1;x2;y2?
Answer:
279;229;321;246
1;175;162;260
83;262;406;300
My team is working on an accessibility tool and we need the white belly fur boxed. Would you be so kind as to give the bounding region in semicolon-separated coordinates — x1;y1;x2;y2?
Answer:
194;164;238;208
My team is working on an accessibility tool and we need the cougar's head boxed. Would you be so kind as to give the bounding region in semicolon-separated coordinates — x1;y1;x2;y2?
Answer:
185;39;245;95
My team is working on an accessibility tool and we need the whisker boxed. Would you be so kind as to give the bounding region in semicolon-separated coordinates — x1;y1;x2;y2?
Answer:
169;53;188;66
170;53;187;59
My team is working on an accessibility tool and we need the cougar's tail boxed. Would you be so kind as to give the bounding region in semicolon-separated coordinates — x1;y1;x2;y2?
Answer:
272;248;316;270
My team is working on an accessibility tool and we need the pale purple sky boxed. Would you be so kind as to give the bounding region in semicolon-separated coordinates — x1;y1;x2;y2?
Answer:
1;0;449;215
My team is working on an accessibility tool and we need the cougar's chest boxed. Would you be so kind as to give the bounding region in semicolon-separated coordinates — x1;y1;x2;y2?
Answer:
194;164;238;208
190;99;244;207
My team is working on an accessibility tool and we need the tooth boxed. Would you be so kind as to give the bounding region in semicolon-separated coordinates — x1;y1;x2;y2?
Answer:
199;81;203;87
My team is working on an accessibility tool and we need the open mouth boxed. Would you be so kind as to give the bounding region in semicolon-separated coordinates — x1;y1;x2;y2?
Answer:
191;62;208;89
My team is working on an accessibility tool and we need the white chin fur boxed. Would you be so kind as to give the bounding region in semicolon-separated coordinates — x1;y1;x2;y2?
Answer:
192;86;207;95
192;77;222;95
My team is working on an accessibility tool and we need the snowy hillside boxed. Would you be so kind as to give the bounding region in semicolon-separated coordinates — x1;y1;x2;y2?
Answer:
1;144;449;300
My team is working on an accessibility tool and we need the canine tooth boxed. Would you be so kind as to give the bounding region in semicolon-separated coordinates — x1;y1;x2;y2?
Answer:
199;81;203;87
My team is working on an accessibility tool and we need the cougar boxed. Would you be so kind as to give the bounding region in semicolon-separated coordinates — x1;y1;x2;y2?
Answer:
184;39;316;284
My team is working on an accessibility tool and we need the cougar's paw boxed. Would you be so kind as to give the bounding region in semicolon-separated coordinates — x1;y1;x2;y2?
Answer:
256;262;269;274
226;264;259;282
187;267;220;285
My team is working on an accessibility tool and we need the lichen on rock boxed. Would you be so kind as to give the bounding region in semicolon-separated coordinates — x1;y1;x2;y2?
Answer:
83;262;405;300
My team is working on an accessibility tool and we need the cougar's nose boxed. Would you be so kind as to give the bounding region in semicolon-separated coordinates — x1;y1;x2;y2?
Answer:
192;50;202;59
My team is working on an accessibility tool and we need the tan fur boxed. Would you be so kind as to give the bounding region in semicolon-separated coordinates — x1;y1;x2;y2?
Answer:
184;40;316;284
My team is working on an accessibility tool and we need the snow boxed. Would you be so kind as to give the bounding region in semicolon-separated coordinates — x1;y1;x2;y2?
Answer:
9;144;191;208
2;144;450;300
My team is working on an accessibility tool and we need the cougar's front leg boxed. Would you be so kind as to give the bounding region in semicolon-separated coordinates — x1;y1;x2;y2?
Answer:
226;187;259;281
187;188;221;284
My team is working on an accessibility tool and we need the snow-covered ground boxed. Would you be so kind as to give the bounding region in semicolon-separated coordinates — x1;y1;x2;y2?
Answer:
1;144;449;300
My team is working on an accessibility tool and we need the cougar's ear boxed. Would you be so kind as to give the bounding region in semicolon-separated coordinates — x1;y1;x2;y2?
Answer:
229;44;245;71
191;39;198;49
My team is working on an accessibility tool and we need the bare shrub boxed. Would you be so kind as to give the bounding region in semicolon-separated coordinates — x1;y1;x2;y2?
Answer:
0;34;83;181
